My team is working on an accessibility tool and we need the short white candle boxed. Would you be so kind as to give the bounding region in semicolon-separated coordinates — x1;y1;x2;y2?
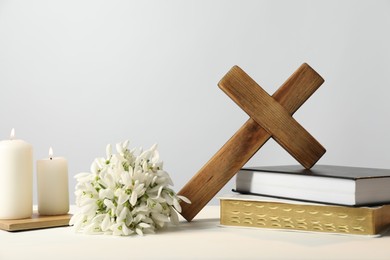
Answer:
37;147;69;215
0;129;33;219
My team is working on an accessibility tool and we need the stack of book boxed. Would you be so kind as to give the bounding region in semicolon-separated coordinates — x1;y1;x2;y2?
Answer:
220;165;390;236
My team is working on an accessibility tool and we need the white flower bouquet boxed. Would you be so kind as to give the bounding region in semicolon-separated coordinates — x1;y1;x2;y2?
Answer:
70;140;190;236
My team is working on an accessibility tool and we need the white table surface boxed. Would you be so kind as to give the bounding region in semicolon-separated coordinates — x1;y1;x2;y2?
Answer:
1;205;389;260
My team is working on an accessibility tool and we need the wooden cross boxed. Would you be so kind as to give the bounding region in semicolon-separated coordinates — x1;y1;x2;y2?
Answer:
178;63;326;221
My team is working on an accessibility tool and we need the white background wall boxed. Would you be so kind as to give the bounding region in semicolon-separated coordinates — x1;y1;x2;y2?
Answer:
1;0;389;205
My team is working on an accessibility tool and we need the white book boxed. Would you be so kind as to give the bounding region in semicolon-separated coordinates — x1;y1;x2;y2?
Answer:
235;165;390;206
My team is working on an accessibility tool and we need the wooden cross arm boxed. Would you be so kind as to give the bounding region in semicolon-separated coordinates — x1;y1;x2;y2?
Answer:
219;66;326;169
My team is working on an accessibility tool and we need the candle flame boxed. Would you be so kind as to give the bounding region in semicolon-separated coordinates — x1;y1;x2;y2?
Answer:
10;128;15;140
49;147;53;159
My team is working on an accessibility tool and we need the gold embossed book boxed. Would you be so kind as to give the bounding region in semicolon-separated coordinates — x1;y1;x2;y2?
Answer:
219;193;390;236
235;165;390;206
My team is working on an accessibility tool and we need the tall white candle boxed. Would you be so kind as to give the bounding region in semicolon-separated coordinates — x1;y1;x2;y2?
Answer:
37;147;69;215
0;129;33;219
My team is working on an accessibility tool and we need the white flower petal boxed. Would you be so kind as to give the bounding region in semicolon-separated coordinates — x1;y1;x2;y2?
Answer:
101;214;111;231
152;185;164;199
103;199;115;209
79;197;95;207
139;150;149;159
112;224;123;236
130;191;138;206
70;213;85;230
122;140;129;149
106;144;112;159
138;222;151;228
128;166;134;178
99;188;114;200
121;171;131;186
134;183;145;194
170;207;179;225
117;207;128;222
95;158;104;169
150;143;158;151
90;162;99;174
81;203;97;215
136;228;143;236
151;150;159;164
115;204;124;218
122;224;133;236
177;195;191;204
118;193;130;205
173;198;182;213
162;192;173;205
91;214;105;225
142;160;148;171
134;214;145;223
84;222;100;234
116;143;124;154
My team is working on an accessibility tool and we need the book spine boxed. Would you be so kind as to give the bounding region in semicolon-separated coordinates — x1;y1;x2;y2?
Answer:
373;205;390;234
220;199;377;235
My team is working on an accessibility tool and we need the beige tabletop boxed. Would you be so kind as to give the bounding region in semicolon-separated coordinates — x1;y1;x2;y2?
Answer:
0;205;389;260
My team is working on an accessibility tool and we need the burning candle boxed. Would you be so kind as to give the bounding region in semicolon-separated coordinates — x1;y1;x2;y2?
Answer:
0;129;33;219
37;147;69;215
